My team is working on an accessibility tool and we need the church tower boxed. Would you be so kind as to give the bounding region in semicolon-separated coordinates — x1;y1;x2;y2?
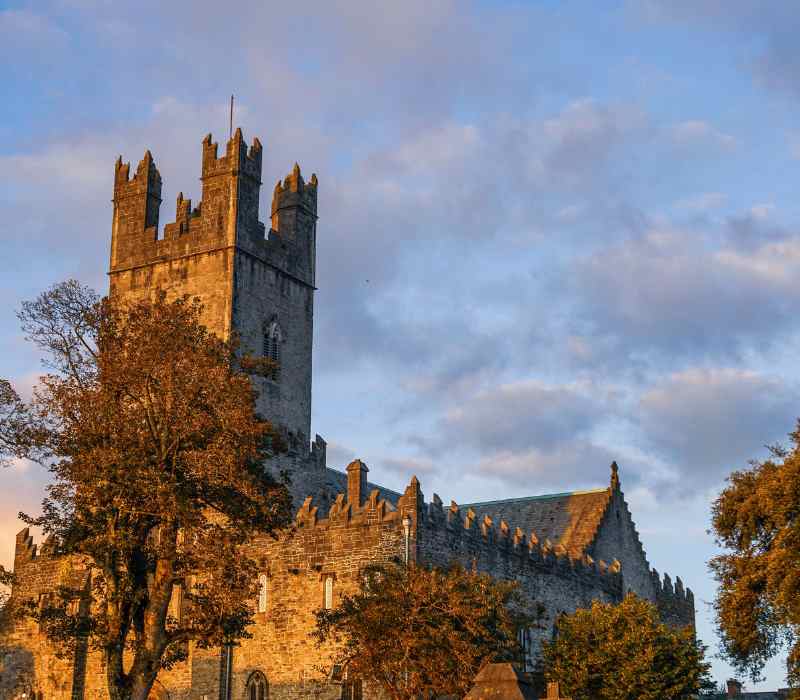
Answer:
108;130;317;448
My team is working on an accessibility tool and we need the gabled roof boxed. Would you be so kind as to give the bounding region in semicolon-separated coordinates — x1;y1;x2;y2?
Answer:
464;662;539;700
462;480;614;559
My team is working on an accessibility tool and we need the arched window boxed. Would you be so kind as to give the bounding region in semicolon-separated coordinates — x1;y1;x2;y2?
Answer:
324;576;334;610
262;321;282;381
257;574;268;614
246;671;268;700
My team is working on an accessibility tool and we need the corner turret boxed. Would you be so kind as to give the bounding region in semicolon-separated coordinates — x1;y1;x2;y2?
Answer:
271;164;318;285
110;150;162;269
199;129;264;247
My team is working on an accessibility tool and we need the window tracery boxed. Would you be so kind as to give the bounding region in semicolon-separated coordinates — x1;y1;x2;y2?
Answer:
246;671;268;700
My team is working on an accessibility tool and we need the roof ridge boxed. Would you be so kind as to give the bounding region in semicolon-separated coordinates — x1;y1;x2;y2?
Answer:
462;487;608;508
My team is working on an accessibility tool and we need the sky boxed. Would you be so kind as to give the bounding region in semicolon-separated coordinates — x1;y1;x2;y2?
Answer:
1;0;799;690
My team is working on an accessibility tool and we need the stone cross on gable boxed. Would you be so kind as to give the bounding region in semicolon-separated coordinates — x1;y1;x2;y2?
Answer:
541;681;572;700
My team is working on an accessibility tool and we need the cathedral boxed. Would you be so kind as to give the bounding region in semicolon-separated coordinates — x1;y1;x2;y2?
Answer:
1;129;694;700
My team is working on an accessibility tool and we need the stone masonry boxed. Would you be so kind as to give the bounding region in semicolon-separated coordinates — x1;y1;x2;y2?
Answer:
0;128;695;700
109;132;316;449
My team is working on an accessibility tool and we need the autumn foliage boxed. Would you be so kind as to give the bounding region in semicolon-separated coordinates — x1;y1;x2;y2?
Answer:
313;561;537;699
710;427;800;692
542;593;713;700
0;281;292;700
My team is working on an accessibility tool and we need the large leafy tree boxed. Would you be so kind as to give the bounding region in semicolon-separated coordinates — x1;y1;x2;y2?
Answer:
710;428;800;691
0;281;292;700
313;561;538;700
542;593;713;700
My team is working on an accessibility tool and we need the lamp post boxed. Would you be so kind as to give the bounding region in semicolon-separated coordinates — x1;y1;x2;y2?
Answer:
402;514;412;565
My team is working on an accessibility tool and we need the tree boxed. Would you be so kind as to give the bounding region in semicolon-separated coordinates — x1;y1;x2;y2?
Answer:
542;593;713;700
0;281;293;700
710;427;800;691
313;561;537;700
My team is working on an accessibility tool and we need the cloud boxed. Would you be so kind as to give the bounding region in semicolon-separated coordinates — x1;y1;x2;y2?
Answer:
0;141;109;192
324;441;357;470
639;368;798;486
541;99;650;189
716;237;800;288
473;441;624;490
378;456;436;478
440;380;604;454
668;121;737;151
571;222;800;361
633;2;800;100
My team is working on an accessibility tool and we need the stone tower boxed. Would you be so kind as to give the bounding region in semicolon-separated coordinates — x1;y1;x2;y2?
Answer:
108;130;318;447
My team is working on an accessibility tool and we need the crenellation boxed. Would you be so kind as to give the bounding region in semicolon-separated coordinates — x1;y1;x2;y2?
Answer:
200;129;262;184
427;492;444;523
14;527;36;568
447;500;460;528
109;131;317;448
465;507;477;530
481;514;494;540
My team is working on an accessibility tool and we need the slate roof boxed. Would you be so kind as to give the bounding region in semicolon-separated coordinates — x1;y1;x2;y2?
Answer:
462;487;612;559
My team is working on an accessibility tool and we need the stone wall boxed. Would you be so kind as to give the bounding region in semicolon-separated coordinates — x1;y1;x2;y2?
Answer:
415;489;622;665
0;468;696;700
1;530;91;699
108;130;317;444
589;489;656;601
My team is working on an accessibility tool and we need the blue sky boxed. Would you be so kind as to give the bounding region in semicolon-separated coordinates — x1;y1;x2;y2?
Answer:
2;0;800;690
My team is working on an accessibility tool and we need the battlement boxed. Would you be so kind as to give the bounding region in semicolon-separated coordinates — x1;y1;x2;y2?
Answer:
650;567;695;628
14;527;37;568
109;131;318;289
271;163;318;225
13;528;64;572
201;129;262;184
650;569;694;627
292;469;623;597
114;150;162;201
649;568;692;603
111;150;162;258
422;494;623;596
267;162;318;284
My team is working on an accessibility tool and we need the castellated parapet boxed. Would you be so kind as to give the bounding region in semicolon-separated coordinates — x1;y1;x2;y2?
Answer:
3;467;694;700
109;131;317;448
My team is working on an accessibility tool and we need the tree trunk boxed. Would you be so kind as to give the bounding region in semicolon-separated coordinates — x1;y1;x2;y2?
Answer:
105;648;159;700
130;671;159;700
105;646;132;700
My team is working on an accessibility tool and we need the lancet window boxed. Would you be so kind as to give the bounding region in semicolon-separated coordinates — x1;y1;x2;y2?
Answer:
246;671;268;700
263;321;282;381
